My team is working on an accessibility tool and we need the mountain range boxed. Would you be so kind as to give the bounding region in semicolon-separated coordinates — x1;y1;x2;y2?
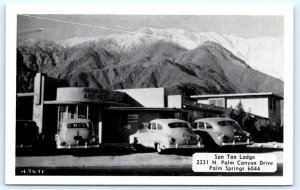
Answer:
17;28;283;97
57;27;284;80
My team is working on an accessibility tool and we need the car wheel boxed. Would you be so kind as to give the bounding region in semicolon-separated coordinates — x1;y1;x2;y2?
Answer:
199;133;217;150
235;145;247;152
156;143;164;154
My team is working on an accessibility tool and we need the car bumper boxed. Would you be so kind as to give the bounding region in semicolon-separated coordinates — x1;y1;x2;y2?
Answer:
163;143;204;149
56;144;100;149
221;141;254;146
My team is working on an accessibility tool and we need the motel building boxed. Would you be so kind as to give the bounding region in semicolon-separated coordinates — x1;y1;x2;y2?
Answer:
190;93;283;127
16;73;224;145
16;73;283;146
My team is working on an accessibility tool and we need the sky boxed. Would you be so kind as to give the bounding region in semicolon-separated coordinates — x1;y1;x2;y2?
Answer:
17;14;284;42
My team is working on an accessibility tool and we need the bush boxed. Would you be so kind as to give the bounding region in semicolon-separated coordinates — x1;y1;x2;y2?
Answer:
226;101;283;143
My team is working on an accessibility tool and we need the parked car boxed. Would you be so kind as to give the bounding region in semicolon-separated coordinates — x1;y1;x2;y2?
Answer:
55;118;99;149
192;118;254;148
129;119;204;153
16;120;39;147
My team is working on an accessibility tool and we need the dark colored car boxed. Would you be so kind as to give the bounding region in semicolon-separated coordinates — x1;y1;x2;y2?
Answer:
192;118;254;148
16;120;39;147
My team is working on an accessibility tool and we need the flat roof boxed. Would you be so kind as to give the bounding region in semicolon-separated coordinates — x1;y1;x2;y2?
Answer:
182;104;225;113
105;107;184;112
43;100;130;107
190;92;283;100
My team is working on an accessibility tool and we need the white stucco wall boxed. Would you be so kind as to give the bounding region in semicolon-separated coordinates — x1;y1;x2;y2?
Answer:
116;88;165;108
226;98;269;118
197;99;209;105
167;95;182;108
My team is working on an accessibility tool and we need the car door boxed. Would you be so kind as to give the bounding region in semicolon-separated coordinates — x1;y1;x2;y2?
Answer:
204;122;214;132
149;122;158;146
205;121;220;143
140;123;152;147
154;122;165;145
192;122;198;131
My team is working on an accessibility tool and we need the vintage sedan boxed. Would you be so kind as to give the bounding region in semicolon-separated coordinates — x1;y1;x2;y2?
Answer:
55;118;99;149
192;118;254;148
129;119;204;153
16;120;39;148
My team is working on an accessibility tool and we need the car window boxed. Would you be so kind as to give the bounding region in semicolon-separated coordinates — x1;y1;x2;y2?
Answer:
157;124;163;130
192;122;198;129
67;123;88;129
148;123;151;130
168;122;189;128
152;123;157;130
218;121;237;126
218;121;241;128
205;122;213;129
198;122;205;129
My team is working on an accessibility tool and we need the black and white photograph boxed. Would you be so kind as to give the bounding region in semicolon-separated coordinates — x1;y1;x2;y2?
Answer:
5;5;293;185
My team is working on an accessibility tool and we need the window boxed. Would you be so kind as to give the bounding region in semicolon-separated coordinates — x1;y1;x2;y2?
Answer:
269;98;277;111
218;120;241;129
147;123;151;130
208;98;225;107
128;114;138;123
69;105;77;119
269;98;273;110
168;122;189;128
205;122;213;129
157;124;163;130
198;122;205;129
67;123;88;129
174;112;181;118
192;123;198;129
151;123;157;130
78;106;87;119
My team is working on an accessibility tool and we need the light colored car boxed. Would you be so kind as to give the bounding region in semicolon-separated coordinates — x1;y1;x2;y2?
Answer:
55;118;99;149
129;119;204;153
192;118;254;148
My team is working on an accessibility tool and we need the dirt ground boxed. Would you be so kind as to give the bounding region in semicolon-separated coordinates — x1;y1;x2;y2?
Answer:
16;145;283;168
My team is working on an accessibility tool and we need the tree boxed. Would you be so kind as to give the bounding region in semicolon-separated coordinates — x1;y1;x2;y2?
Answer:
227;100;247;129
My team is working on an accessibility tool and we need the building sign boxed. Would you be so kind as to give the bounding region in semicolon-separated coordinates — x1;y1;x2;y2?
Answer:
56;87;110;103
82;88;109;102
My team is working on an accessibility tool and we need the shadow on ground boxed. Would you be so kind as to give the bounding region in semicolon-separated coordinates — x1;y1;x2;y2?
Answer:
16;145;157;157
16;145;282;157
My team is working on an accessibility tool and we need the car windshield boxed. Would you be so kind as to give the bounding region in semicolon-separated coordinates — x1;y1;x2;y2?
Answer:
168;122;189;128
218;120;241;129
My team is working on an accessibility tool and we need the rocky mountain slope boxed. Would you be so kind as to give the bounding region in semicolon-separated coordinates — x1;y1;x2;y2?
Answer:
57;27;284;80
17;37;283;97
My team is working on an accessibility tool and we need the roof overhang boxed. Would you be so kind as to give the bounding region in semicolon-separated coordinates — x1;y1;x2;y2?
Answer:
190;92;283;100
43;100;130;107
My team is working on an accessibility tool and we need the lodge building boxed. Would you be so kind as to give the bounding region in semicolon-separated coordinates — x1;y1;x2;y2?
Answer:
16;73;283;144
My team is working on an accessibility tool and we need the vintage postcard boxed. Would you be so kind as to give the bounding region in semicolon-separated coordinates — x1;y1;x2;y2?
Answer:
5;4;293;185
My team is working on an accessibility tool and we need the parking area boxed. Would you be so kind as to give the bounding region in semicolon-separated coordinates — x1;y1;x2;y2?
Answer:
16;144;283;176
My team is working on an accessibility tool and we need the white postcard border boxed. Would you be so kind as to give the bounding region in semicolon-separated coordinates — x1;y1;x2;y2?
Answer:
5;4;294;185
